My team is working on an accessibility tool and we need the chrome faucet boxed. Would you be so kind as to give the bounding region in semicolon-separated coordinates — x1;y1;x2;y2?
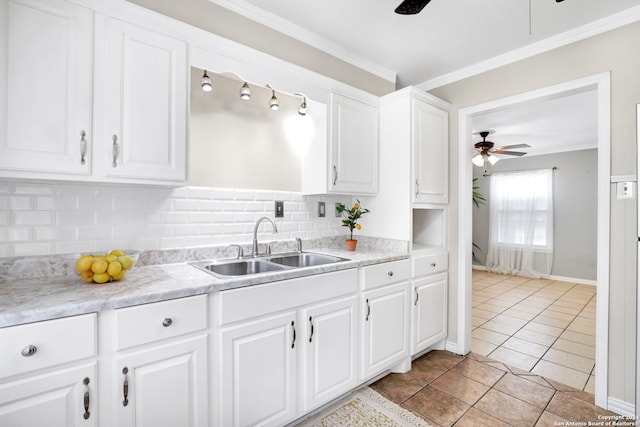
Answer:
296;237;303;253
252;217;278;257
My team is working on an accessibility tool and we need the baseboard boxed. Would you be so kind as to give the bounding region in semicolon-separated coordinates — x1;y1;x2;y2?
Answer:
445;340;459;354
471;265;596;286
607;396;635;418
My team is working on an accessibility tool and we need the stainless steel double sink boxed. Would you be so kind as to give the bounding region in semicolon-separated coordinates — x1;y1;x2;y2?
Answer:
190;252;349;278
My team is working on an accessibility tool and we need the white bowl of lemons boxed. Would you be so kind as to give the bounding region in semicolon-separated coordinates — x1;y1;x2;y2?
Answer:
73;250;140;284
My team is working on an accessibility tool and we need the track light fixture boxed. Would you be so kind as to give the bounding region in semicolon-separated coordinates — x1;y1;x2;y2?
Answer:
266;84;279;111
294;93;307;116
240;82;251;100
200;70;213;92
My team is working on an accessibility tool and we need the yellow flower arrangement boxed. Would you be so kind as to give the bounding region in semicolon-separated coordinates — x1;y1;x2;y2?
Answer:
336;200;370;240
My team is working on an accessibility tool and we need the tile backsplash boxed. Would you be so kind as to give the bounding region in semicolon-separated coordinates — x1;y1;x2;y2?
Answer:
0;180;353;258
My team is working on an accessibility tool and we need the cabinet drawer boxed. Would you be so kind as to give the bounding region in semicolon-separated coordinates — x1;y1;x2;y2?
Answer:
361;259;410;290
412;252;448;277
115;295;207;351
0;314;96;379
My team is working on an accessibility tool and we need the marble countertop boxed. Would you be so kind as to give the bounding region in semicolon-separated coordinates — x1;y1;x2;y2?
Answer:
0;247;408;328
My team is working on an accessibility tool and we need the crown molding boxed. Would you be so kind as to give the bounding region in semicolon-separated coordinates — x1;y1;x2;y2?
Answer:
418;5;640;91
206;0;397;84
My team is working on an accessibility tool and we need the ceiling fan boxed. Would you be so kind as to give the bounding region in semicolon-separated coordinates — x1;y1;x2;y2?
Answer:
395;0;564;15
472;131;530;167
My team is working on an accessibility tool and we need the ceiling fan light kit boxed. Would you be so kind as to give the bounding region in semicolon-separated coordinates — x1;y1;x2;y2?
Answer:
472;131;530;167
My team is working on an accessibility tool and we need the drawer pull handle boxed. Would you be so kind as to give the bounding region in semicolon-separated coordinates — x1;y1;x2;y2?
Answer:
387;271;394;277
415;289;419;306
21;345;37;357
365;299;371;322
309;316;314;343
291;321;296;349
415;179;420;198
431;262;437;267
333;165;338;186
162;318;173;327
122;367;129;407
83;377;91;420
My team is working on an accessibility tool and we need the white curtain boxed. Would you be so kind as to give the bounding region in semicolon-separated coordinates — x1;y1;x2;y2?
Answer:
486;168;554;278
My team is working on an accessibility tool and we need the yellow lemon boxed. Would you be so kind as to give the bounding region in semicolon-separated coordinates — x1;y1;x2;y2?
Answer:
112;270;126;281
107;261;122;277
81;270;94;283
93;272;110;284
110;249;125;257
91;259;108;274
75;256;94;273
356;224;361;230
118;255;134;270
104;255;117;263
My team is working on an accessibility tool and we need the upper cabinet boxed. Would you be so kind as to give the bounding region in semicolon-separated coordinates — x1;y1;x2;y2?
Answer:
0;0;188;185
0;0;93;176
94;16;187;183
301;92;379;195
412;97;449;204
329;93;379;194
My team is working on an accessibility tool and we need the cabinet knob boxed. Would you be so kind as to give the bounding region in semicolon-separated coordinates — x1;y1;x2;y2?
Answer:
21;345;37;357
431;262;436;267
387;271;394;277
162;318;173;327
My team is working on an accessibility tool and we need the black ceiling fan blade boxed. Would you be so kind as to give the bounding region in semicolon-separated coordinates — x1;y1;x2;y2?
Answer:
494;143;531;150
493;150;527;156
395;0;432;15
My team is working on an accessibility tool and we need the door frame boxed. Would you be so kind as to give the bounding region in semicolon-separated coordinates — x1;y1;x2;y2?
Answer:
456;72;611;407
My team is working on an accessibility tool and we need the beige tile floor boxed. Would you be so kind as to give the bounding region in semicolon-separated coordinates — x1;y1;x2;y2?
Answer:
471;270;596;392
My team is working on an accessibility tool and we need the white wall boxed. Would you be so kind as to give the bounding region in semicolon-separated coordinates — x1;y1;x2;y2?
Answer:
0;180;350;258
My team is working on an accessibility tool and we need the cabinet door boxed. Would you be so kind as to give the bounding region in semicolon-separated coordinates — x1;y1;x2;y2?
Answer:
300;295;357;412
115;335;208;427
329;93;378;194
361;281;410;380
0;362;96;427
0;0;92;176
219;311;297;427
412;273;448;355
412;98;448;204
97;16;187;182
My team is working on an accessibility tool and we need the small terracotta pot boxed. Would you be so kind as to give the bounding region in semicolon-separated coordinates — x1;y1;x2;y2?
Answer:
345;239;358;251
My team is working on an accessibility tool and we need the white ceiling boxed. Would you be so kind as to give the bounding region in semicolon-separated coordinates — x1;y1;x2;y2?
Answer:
208;0;640;88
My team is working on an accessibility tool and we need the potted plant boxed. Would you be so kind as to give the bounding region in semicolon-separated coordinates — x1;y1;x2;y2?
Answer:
336;200;370;251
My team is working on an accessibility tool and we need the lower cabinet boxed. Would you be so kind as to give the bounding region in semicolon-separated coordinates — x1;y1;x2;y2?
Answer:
216;269;359;427
360;281;411;380
0;362;97;427
411;272;448;355
114;335;208;427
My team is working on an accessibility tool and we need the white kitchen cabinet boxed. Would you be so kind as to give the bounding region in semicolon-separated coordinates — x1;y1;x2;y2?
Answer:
215;269;358;427
108;295;208;427
114;335;208;427
412;272;448;355
299;295;358;413
0;363;97;427
0;313;97;427
412;97;449;204
360;260;411;381
219;311;298;427
0;0;93;176
95;14;188;183
329;93;379;194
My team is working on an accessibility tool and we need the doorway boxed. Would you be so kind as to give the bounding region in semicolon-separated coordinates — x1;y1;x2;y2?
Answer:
456;73;611;407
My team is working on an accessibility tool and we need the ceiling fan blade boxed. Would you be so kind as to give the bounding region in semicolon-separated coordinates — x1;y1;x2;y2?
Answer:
493;150;527;156
395;0;432;15
494;143;531;150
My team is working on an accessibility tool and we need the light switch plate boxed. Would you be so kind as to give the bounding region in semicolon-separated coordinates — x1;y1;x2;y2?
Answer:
616;182;634;199
318;201;325;217
275;200;284;217
335;203;342;217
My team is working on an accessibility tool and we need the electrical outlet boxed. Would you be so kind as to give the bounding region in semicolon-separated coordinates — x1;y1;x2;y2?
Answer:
318;201;326;217
275;200;284;217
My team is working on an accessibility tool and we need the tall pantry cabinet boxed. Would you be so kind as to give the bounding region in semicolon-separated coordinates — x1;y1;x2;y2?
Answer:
367;86;451;355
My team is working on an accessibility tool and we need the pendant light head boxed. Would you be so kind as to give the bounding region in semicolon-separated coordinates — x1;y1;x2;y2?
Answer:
200;70;213;92
240;82;251;100
266;84;279;110
488;154;500;165
472;154;485;167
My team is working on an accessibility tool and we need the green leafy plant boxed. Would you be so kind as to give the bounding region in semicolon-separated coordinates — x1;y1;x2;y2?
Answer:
336;200;370;240
472;177;485;260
